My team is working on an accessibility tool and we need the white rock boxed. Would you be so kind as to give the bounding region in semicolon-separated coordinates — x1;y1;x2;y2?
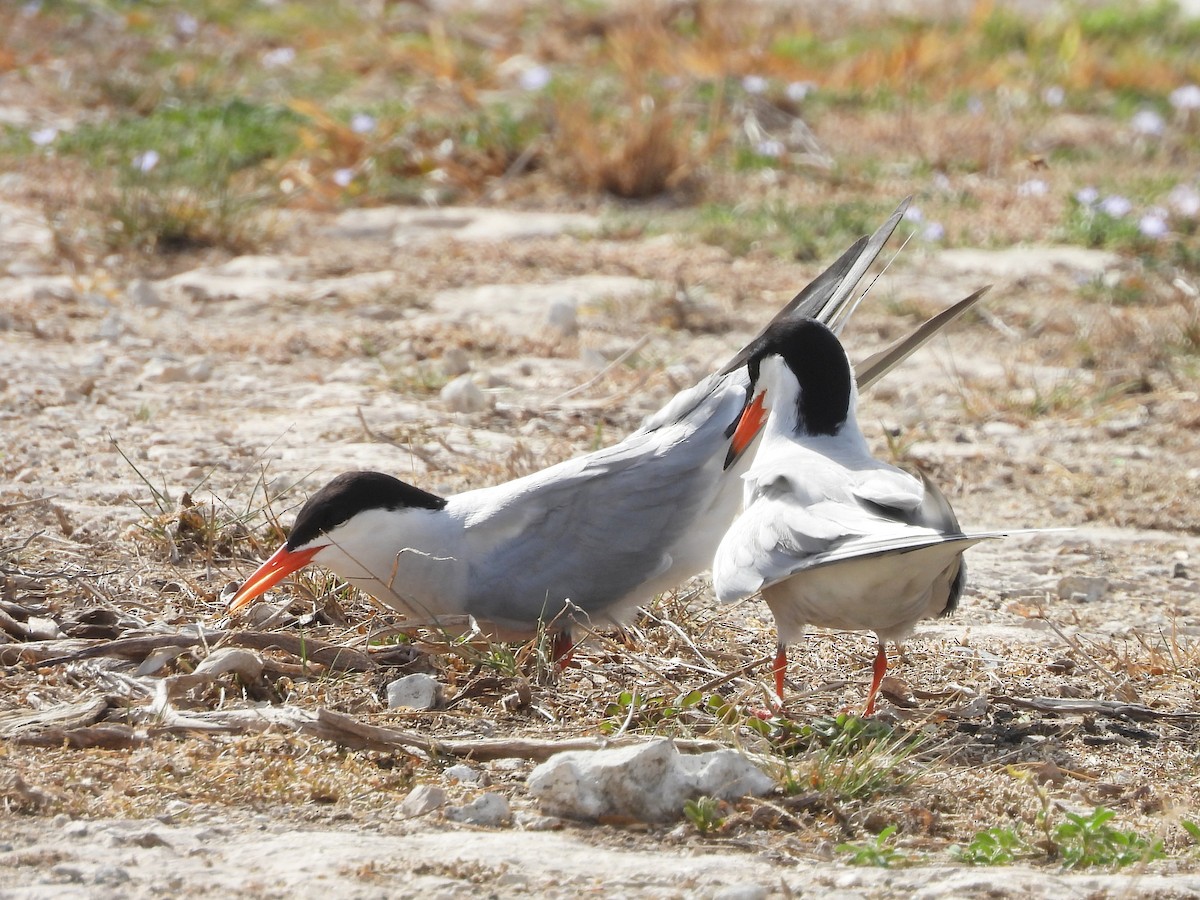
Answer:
442;764;487;786
214;255;304;280
193;647;265;681
443;792;512;827
386;673;442;710
141;357;211;384
440;374;489;413
127;279;165;308
1057;575;1109;603
396;784;447;819
527;739;774;823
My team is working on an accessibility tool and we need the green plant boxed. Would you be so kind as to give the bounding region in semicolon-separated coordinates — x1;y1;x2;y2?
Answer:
836;825;909;867
1052;807;1165;869
683;796;726;835
779;714;920;801
954;825;1033;865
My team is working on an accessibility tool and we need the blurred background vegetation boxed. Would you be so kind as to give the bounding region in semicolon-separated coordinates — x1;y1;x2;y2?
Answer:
1;0;1198;271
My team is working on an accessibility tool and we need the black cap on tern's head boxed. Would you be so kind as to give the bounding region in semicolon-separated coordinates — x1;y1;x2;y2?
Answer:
286;471;447;550
744;318;854;438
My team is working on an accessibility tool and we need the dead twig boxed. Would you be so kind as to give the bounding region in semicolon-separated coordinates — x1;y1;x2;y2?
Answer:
993;695;1200;722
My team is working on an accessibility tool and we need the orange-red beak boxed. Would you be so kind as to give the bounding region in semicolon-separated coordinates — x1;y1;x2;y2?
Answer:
724;390;767;469
227;544;323;614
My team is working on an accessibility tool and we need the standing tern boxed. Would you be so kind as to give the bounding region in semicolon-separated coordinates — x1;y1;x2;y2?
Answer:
712;312;1044;715
228;200;985;651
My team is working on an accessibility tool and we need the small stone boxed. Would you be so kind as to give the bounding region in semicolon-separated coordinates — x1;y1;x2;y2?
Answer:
97;313;128;341
128;278;165;308
396;783;447;819
713;884;770;900
1057;575;1109;603
51;864;86;883
438;347;470;377
440;374;489;413
443;792;512;827
93;866;131;885
1175;562;1190;579
442;764;487;786
546;300;578;336
386;673;442;710
63;820;90;838
981;421;1021;437
194;647;265;681
13;468;36;483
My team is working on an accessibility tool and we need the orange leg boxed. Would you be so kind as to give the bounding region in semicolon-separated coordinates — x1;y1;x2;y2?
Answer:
551;631;576;669
863;641;888;717
773;642;788;701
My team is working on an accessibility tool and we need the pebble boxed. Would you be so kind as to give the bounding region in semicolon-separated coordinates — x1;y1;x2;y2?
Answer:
1057;575;1109;603
396;784;447;819
442;764;487;786
386;673;442;710
438;347;470;377
50;864;86;883
128;278;165;308
93;865;131;885
194;647;265;681
712;883;770;900
546;300;578;336
141;357;212;384
440;374;489;413
443;792;512;827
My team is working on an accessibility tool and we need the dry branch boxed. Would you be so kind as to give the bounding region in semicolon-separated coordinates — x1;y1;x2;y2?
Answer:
3;629;381;672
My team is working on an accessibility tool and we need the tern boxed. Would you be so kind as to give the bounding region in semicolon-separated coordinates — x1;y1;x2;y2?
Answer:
228;200;985;652
712;312;1044;715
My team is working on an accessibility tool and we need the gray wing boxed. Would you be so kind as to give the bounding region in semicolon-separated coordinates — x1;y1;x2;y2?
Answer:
462;375;746;625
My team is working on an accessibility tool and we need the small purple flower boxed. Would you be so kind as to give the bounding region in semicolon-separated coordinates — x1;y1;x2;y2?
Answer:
262;47;295;69
1168;184;1200;218
967;96;984;116
902;206;923;223
333;168;355;188
1018;179;1048;197
132;150;160;173
1130;108;1165;137
350;113;376;134
21;1;41;16
755;139;784;158
922;222;945;242
1074;186;1099;206
175;13;199;37
518;65;551;92
742;75;768;95
30;126;57;146
1042;85;1065;107
1138;213;1168;239
786;81;815;102
1169;84;1200;112
1100;195;1132;218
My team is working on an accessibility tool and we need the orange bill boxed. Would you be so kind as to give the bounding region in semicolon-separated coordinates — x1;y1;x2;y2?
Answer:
724;390;767;470
227;544;322;613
